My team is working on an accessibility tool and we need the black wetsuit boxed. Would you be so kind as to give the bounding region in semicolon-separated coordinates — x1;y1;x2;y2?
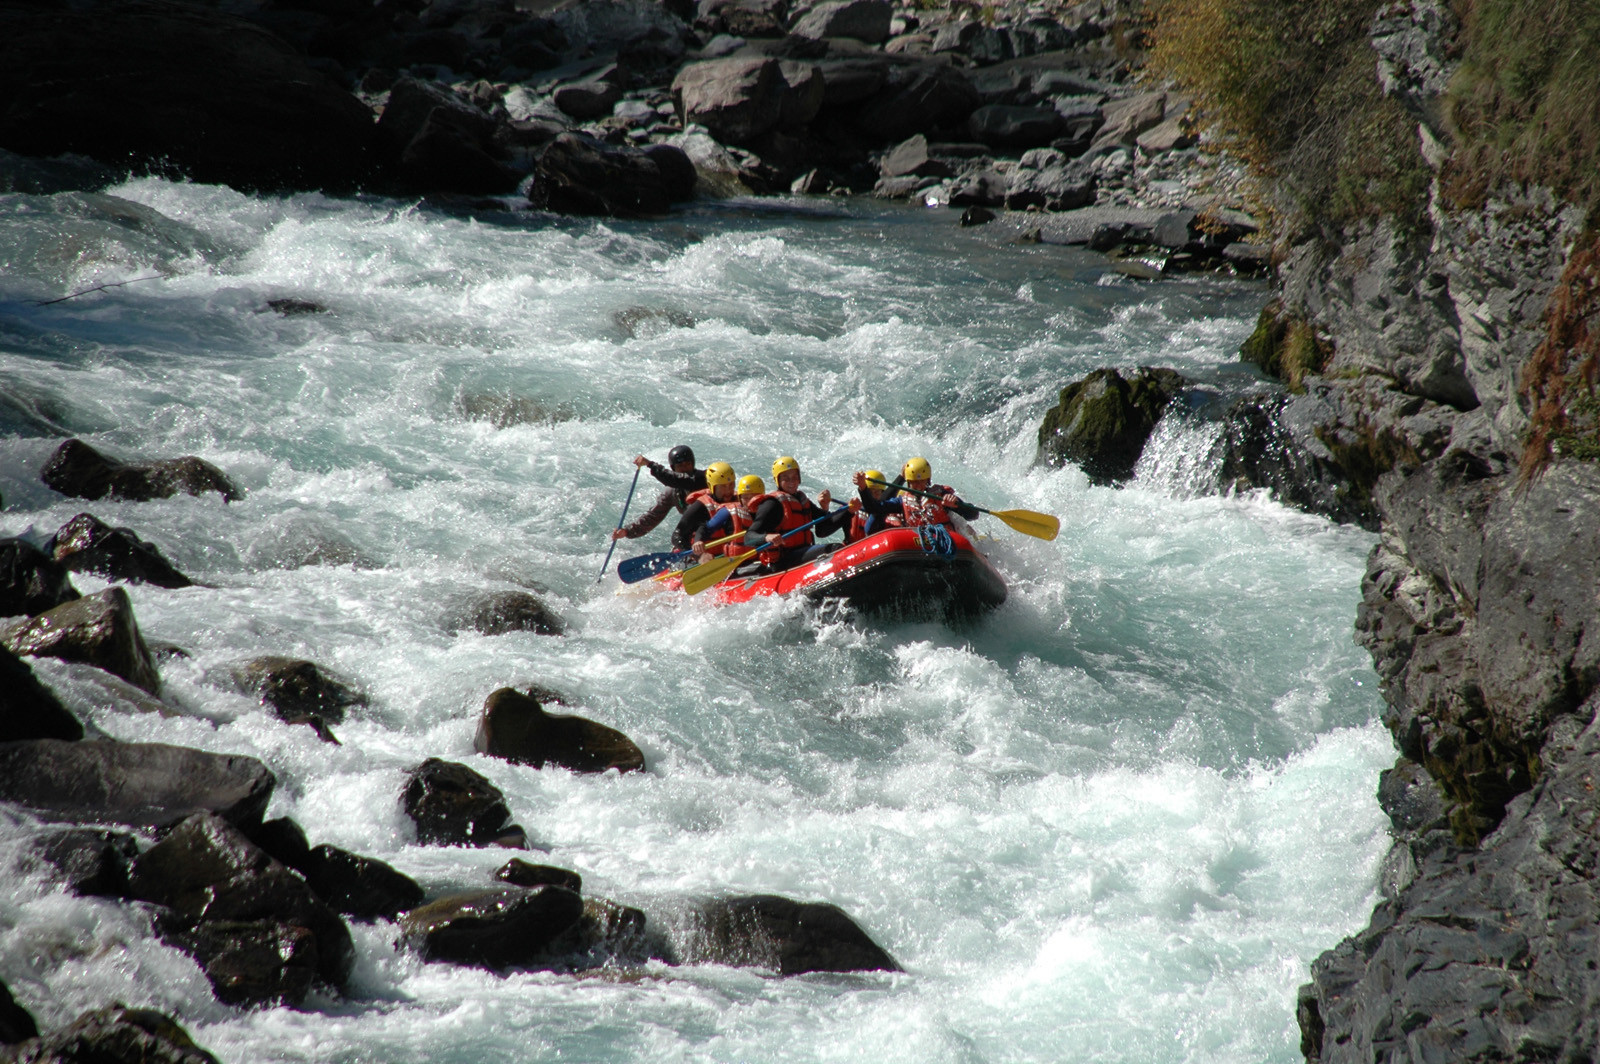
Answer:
858;482;980;523
620;461;707;545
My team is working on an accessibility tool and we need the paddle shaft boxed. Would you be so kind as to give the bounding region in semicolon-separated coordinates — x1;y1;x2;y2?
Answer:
596;464;643;581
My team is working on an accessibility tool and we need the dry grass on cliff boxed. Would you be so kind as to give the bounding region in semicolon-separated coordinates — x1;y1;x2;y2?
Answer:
1144;0;1428;233
1444;0;1600;215
1520;234;1600;482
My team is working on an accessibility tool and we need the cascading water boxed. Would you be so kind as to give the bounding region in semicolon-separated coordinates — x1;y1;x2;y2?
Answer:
0;179;1390;1063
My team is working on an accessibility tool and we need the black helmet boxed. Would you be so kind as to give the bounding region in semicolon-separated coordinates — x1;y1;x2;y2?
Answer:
667;444;695;467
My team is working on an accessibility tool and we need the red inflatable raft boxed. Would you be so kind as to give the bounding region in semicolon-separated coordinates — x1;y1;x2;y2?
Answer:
661;522;1008;619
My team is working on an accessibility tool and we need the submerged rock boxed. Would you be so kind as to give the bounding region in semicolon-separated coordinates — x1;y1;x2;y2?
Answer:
0;739;274;830
496;859;582;893
47;513;193;589
226;656;364;730
1;1004;219;1064
401;758;514;847
3;586;161;694
400;887;585;970
1035;366;1187;483
0;644;83;742
453;590;565;636
129;812;354;997
40;439;240;503
474;686;645;774
0;537;80;617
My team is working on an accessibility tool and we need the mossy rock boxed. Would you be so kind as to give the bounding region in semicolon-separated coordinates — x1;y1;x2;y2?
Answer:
1035;366;1187;483
1240;300;1329;390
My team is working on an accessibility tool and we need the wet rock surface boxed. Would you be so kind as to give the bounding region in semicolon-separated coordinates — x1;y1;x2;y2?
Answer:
3;587;162;695
47;513;193;589
401;758;515;847
474;686;646;774
452;590;566;636
0;538;80;618
1;1004;219;1064
400;887;586;970
26;828;140;898
225;656;365;737
673;894;901;974
40;439;240;504
0;739;274;830
496;859;583;893
0;644;83;742
1035;366;1186;483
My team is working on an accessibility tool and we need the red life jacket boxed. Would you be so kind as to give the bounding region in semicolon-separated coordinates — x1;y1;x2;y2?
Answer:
846;509;869;544
901;484;958;527
744;491;816;564
706;500;754;556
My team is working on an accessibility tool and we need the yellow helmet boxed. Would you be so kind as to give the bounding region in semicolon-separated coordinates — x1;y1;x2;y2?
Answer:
705;461;736;488
772;455;800;479
737;474;765;496
903;456;932;481
863;469;887;489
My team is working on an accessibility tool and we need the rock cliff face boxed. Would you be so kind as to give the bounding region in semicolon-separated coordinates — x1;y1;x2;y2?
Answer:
1258;3;1600;1060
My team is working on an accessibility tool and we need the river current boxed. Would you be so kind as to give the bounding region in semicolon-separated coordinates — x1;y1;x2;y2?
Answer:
0;180;1390;1063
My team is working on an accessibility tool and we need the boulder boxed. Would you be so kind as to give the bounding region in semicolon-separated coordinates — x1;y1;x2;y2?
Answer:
474;686;646;773
297;845;425;920
777;61;825;127
528;133;673;218
40;439;240;503
4;587;161;694
1135;113;1194;153
454;590;566;636
931;20;1011;63
815;58;888;106
789;0;891;43
856;65;979;143
399;109;520;195
673;57;785;145
47;513;192;589
0;739;274;830
878;134;953;179
959;205;995;226
643;143;698;202
401;758;514;846
0;1004;218;1064
552;79;624;121
27;827;139;897
677;895;899;974
1086;91;1164;154
1035;366;1188;483
946;169;1007;208
226;656;364;731
704;0;788;37
375;78;496;154
967;105;1064;150
0;979;36;1045
128;812;354;993
156;918;320;1009
496;859;582;893
1005;162;1095;211
0;644;82;742
566;896;653;962
400;887;585;970
0;1;375;193
0;538;80;617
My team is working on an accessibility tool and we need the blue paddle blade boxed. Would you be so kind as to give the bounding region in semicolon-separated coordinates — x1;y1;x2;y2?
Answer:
616;550;687;584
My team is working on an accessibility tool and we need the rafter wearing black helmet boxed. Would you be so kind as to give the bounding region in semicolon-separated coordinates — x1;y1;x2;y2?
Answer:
611;444;707;548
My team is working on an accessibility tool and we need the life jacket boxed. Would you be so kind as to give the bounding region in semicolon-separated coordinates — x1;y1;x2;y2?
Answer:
743;491;816;565
846;509;870;544
901;485;958;527
706;499;754;556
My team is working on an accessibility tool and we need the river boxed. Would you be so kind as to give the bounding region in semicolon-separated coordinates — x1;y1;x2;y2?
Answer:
0;179;1390;1063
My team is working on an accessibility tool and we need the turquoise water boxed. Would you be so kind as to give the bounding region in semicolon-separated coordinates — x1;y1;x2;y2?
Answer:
0;180;1389;1063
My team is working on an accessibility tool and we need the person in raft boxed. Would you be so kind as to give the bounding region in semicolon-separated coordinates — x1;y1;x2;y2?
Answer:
611;444;706;548
844;468;901;543
742;455;854;571
692;472;765;561
672;461;737;555
854;457;980;527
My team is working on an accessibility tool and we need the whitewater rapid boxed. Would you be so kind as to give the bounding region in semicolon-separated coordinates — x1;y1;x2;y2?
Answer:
0;179;1389;1063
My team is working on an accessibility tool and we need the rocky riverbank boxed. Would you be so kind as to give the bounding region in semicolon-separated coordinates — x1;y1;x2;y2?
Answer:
1034;0;1600;1058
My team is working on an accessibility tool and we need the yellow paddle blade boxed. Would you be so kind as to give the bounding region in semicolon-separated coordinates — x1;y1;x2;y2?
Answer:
682;550;756;595
991;507;1060;541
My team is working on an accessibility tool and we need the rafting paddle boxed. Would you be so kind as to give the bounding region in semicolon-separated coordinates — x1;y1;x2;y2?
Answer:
596;464;642;582
616;530;745;584
680;507;849;596
866;477;1060;541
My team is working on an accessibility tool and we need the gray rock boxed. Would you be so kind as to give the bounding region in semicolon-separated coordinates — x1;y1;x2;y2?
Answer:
946;168;1007;208
931;20;1011;63
967;104;1063;150
552;79;624;121
529;133;673;218
401;758;514;847
878;134;953;179
226;656;365;729
1085;90;1164;154
815;57;889;106
26;827;139;898
1135;113;1194;153
672;57;785;144
400;887;585;970
670;894;900;974
0;739;274;830
1;1005;219;1064
453;589;565;636
4;587;161;694
777;60;825;127
855;64;979;143
1005;162;1094;211
0;644;82;742
789;0;891;42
